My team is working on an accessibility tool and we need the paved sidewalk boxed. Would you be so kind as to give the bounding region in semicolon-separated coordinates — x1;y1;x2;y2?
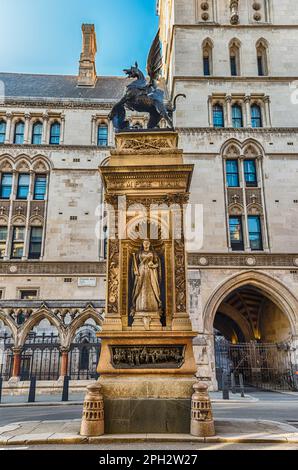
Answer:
0;418;297;445
0;391;256;407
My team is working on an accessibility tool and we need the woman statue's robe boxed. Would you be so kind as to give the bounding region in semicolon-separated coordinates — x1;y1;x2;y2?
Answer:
131;250;162;314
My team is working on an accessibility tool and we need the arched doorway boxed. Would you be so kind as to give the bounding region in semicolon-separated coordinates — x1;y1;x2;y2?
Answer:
213;284;296;391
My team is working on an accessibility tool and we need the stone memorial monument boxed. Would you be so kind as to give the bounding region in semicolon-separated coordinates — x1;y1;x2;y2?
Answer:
81;32;214;435
97;129;198;433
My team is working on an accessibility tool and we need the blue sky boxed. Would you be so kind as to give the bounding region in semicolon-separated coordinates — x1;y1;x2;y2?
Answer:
0;0;158;76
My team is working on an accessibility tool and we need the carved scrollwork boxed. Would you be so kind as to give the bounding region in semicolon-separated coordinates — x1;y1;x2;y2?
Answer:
110;345;185;369
174;239;187;312
107;240;120;313
117;136;175;152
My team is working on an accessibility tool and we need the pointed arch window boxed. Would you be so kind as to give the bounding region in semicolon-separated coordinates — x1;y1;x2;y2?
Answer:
14;121;25;144
0;120;6;144
256;40;268;76
202;39;213;76
229;40;241;76
213;104;224;128
32;121;43;145
251;104;262;128
232;105;243;128
49;122;61;145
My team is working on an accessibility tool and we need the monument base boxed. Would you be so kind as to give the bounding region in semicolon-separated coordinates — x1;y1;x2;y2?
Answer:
96;331;197;434
104;397;191;434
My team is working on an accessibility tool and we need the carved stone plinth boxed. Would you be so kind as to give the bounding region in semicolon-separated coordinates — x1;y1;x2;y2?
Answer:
131;311;163;331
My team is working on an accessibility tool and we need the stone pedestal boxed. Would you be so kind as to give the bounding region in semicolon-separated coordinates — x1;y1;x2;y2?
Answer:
95;130;198;434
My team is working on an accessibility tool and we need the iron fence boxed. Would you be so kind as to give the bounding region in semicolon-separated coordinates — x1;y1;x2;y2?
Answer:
0;333;13;381
215;337;298;391
20;333;61;381
68;332;101;380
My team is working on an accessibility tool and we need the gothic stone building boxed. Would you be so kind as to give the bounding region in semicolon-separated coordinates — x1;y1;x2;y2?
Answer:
0;1;298;390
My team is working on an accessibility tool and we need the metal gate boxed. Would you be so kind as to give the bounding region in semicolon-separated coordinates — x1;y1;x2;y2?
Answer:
20;333;61;381
68;331;101;380
215;337;298;391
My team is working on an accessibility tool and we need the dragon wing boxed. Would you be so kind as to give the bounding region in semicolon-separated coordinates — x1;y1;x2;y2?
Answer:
147;30;162;84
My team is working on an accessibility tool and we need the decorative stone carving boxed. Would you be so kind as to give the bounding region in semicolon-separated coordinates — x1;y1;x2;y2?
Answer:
110;345;185;369
190;382;215;437
107;240;120;313
246;256;257;266
188;253;298;267
80;383;104;437
174;239;187;313
0;261;106;275
230;0;239;25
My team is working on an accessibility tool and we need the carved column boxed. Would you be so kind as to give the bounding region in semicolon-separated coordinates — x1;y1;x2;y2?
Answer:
208;96;213;127
4;112;12;144
103;194;122;331
23;113;31;144
225;95;232;127
264;96;271;127
42;113;49;145
91;116;97;145
230;0;239;25
172;195;193;331
245;95;252;128
60;114;65;144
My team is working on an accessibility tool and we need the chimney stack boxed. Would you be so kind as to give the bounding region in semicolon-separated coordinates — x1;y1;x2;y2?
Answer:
78;24;97;87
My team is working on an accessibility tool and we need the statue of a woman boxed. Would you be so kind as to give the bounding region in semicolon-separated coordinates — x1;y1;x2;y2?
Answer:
131;240;162;317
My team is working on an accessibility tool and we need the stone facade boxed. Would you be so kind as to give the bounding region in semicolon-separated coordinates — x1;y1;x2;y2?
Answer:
0;3;298;389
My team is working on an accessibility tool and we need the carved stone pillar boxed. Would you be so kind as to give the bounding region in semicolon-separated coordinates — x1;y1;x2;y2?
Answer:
245;95;252;128
42;113;49;145
23;113;31;144
91;115;97;145
225;95;232;127
4;112;12;144
264;96;271;127
230;0;239;25
60;115;65;144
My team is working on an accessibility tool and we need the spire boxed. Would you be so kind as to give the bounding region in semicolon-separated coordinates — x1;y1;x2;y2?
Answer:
78;24;97;87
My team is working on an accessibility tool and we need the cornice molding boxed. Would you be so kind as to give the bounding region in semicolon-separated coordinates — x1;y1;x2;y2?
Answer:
0;99;115;110
177;127;298;134
0;261;106;275
0;143;111;151
188;253;298;268
173;23;298;30
172;76;298;83
0;255;297;276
